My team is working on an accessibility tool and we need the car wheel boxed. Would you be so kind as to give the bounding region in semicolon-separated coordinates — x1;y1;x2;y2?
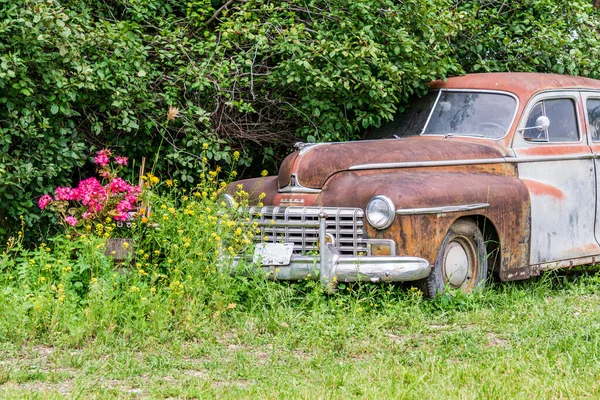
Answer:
418;219;488;298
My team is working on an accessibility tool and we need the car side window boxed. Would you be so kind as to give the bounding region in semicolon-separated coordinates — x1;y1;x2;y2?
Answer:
524;98;579;142
586;99;600;141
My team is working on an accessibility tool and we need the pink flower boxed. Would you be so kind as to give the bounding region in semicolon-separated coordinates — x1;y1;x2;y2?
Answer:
64;216;78;226
114;156;128;166
114;212;128;221
94;149;112;166
38;194;53;210
110;178;130;193
116;200;133;213
81;212;92;219
125;185;142;204
125;193;139;204
77;177;107;213
54;187;79;201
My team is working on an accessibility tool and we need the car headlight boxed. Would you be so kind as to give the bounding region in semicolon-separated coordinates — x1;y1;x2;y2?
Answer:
221;193;236;208
366;195;396;230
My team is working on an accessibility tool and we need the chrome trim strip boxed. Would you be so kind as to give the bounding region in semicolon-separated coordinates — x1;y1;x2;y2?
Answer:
349;158;505;170
278;173;322;194
277;186;322;194
349;154;595;171
396;203;490;215
510;154;594;163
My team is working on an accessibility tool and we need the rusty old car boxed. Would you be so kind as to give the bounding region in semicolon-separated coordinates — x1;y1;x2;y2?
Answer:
225;72;600;297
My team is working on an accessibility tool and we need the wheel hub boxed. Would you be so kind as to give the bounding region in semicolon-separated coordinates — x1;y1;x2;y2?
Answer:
443;241;470;287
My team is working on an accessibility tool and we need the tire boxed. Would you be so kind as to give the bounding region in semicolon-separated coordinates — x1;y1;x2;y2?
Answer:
418;219;488;298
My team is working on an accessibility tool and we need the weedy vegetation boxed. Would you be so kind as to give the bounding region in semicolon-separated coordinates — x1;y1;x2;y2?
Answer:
2;158;600;398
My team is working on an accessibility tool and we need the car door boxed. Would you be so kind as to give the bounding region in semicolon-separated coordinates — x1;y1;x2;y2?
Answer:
580;91;600;246
512;91;599;265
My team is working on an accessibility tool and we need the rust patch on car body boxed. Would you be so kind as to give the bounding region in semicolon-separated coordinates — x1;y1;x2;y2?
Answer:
283;136;510;189
520;179;565;200
318;167;531;280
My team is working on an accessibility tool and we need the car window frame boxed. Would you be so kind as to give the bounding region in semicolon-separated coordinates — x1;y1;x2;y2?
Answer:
581;92;600;143
517;92;583;146
419;88;520;141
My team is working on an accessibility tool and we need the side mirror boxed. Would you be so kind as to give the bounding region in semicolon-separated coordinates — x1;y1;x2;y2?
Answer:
535;116;550;131
522;116;550;142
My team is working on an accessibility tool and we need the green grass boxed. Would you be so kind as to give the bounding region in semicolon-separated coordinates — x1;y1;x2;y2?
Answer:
1;269;600;399
3;184;600;398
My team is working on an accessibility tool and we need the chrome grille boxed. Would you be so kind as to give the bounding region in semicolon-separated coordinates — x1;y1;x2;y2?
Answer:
249;206;367;256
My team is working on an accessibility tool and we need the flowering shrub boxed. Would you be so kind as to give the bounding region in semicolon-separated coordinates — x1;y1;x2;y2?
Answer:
0;153;272;343
39;150;142;229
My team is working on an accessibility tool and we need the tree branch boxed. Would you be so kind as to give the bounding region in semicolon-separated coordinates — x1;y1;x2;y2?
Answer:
206;0;237;26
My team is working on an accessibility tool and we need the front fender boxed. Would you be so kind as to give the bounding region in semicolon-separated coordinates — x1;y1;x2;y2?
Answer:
318;169;531;281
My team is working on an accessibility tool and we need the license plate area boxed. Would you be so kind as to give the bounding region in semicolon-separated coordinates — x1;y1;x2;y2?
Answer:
253;243;295;266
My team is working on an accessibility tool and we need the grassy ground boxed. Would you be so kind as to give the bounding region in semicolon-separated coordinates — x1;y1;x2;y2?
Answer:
1;268;600;399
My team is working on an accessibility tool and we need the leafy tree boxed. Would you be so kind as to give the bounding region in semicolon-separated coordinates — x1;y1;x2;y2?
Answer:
452;0;600;76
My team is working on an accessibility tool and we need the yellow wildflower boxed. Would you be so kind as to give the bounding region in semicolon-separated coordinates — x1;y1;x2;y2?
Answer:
261;170;268;177
166;179;173;187
233;151;240;160
202;143;209;150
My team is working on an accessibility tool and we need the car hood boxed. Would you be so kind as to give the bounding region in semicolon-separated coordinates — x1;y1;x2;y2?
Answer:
278;136;510;189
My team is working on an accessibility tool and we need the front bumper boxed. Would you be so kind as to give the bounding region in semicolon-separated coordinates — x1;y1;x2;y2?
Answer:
238;211;431;289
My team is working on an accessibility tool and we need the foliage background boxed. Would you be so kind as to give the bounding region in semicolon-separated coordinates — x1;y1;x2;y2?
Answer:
2;0;600;239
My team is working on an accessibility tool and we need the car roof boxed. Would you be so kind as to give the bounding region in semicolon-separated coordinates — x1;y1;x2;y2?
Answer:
430;72;600;100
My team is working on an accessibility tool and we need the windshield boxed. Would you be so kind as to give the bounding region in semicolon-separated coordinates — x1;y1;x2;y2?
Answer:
362;90;516;140
423;91;516;139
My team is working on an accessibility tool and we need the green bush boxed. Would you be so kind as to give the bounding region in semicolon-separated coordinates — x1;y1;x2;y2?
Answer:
3;0;600;240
